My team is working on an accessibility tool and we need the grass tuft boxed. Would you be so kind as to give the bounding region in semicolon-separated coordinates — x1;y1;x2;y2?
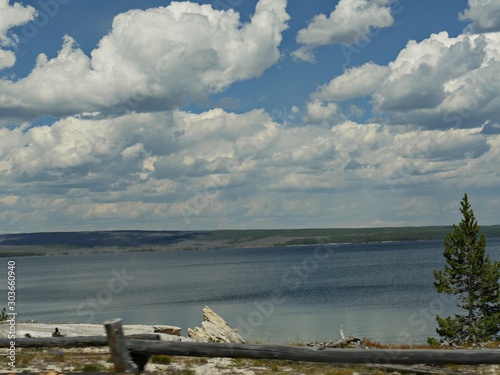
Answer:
150;354;172;365
80;362;109;372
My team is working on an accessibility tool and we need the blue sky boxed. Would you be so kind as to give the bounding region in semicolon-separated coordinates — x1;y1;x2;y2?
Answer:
0;0;499;233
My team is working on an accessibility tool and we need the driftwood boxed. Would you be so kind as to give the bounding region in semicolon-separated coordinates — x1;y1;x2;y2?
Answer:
188;306;245;343
153;325;182;336
308;336;363;349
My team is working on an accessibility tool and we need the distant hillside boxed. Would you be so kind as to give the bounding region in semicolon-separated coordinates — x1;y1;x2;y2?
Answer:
1;225;500;255
202;226;500;246
0;230;203;247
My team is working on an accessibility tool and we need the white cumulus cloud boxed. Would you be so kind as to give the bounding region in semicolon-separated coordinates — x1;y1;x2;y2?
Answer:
0;107;499;232
0;48;15;70
0;0;289;120
313;31;500;129
313;62;388;102
0;0;36;46
0;0;36;71
460;0;500;33
293;0;395;62
303;99;339;124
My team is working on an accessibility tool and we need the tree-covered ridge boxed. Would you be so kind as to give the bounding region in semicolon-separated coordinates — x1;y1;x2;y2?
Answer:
1;225;500;255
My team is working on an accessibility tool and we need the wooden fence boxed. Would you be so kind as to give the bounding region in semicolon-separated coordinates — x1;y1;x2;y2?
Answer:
1;318;499;374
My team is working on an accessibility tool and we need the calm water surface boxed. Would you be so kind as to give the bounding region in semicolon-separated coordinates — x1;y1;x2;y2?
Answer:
2;238;499;344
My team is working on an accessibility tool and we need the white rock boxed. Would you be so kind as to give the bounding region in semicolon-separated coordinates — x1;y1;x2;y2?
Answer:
188;306;245;344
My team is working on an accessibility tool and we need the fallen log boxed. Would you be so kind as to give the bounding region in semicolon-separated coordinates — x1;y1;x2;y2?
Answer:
0;336;109;348
2;338;500;365
0;334;161;348
122;341;500;365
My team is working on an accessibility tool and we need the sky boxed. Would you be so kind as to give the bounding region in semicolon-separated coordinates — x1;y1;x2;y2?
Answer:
0;0;500;233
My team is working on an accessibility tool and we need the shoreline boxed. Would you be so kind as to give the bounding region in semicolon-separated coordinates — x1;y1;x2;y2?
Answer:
4;226;500;258
0;238;450;258
4;321;499;347
0;322;190;341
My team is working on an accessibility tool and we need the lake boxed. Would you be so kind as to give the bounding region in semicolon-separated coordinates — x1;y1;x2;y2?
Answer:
2;238;499;344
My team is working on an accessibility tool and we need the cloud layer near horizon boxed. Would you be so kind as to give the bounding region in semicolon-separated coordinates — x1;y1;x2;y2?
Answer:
1;109;498;232
1;0;500;233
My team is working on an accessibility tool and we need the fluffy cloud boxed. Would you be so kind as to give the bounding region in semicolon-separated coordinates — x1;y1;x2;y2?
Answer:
0;49;15;70
0;0;289;120
0;0;36;70
313;62;387;102
375;32;487;111
0;0;36;46
303;99;339;124
0;108;498;232
293;0;395;62
460;0;500;33
312;32;500;129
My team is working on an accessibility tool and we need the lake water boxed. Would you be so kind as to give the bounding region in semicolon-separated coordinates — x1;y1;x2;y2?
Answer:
2;238;499;344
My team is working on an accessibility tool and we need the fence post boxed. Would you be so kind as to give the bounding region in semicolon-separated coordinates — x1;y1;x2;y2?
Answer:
104;318;138;374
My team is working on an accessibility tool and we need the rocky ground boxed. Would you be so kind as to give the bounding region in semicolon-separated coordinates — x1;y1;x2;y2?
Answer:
1;323;499;374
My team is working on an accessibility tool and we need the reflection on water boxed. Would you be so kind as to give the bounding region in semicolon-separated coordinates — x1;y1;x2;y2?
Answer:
1;238;499;344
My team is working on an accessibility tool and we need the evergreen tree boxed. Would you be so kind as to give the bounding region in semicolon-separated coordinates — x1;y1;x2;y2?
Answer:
433;194;500;344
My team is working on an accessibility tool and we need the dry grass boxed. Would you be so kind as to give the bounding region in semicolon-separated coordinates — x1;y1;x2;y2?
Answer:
361;338;439;349
0;347;113;372
361;338;500;350
231;358;389;375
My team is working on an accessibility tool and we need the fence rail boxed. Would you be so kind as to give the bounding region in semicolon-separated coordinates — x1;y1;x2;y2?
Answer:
1;319;499;374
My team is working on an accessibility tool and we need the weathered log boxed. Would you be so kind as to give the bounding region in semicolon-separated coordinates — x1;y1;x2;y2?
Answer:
2;337;500;366
125;334;161;372
0;334;159;349
123;341;500;365
0;336;109;348
104;318;138;374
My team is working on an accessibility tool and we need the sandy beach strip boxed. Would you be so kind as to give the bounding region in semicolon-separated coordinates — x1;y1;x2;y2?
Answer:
0;322;191;341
